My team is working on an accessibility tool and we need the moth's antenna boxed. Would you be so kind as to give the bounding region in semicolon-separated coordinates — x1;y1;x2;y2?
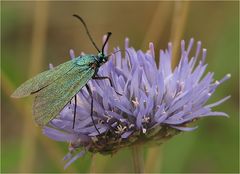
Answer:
73;14;100;52
102;32;112;54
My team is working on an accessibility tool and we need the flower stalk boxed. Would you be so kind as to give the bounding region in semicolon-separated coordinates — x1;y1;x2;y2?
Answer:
90;154;96;173
132;145;144;173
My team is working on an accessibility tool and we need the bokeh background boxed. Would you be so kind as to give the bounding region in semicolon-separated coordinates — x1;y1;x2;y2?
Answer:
1;1;239;173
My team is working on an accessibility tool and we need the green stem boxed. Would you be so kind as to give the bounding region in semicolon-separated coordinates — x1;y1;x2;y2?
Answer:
132;145;144;173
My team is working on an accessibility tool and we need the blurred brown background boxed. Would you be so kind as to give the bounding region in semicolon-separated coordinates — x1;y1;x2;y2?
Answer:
1;1;239;173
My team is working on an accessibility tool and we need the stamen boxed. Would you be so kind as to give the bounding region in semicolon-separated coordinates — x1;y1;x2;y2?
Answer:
115;124;127;134
129;124;135;129
104;113;112;123
132;97;139;107
142;115;150;123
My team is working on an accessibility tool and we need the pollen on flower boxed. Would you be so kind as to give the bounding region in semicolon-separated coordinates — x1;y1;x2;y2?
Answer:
43;37;230;168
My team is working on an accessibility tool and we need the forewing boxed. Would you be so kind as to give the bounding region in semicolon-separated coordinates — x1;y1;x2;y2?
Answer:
11;59;76;98
33;65;95;126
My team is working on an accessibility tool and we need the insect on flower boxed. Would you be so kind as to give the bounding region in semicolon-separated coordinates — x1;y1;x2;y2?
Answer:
43;37;231;169
11;14;120;131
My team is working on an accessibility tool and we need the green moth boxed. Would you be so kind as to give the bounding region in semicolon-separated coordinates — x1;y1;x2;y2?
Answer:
11;15;116;129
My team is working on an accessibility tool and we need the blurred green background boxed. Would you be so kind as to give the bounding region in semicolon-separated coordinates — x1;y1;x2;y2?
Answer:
1;1;239;173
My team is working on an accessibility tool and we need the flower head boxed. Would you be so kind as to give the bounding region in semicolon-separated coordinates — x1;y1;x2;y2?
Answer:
43;37;230;168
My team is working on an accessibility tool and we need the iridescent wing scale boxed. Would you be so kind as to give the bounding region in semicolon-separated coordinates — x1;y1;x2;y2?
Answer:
33;62;95;126
11;55;97;126
11;59;76;98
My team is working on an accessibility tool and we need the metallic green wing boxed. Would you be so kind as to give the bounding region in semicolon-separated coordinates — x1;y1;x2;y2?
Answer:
33;65;95;126
11;59;76;98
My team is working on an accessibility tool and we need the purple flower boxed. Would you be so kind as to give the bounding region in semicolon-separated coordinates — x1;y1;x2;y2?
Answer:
43;37;230;168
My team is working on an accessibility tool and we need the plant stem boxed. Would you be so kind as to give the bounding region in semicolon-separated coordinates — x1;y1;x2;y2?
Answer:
132;145;144;173
145;146;162;173
90;154;96;173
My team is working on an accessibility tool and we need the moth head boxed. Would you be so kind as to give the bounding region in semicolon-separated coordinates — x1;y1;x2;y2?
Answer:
98;52;108;64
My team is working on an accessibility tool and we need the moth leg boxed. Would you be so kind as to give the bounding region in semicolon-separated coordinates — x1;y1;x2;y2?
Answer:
92;75;122;96
72;95;77;129
85;84;101;135
69;99;72;109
